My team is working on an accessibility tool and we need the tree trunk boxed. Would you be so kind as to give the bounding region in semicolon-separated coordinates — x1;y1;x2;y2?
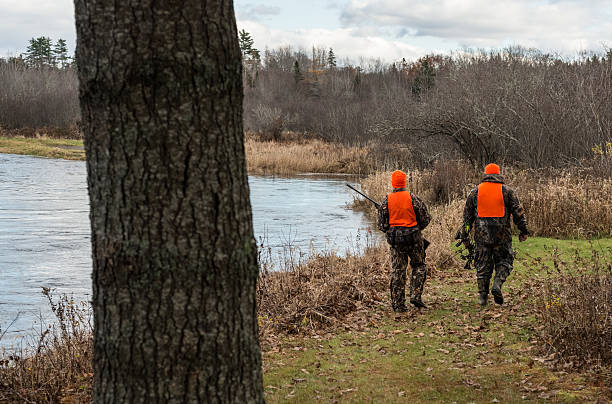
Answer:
74;0;264;402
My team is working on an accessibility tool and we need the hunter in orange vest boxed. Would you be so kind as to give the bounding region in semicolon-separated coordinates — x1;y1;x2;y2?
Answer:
378;170;431;311
462;164;529;306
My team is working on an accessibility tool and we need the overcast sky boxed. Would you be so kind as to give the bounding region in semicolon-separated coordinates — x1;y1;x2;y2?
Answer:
1;0;610;62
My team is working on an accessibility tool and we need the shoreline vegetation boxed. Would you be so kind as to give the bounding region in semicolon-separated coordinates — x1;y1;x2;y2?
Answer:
2;238;610;402
0;131;373;174
0;130;378;175
1;133;611;402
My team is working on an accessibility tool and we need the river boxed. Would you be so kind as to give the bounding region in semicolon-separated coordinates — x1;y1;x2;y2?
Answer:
0;154;374;346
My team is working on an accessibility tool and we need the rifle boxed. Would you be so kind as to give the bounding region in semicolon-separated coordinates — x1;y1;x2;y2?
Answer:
346;183;430;250
454;225;475;269
346;183;380;209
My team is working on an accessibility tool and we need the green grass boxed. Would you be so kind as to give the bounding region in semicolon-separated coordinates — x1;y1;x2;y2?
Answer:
0;136;85;160
262;237;611;403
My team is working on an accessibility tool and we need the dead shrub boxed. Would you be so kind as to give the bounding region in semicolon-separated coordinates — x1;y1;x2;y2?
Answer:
0;125;82;140
536;246;612;368
257;241;390;336
0;289;92;403
427;160;478;205
250;104;286;142
0;64;80;128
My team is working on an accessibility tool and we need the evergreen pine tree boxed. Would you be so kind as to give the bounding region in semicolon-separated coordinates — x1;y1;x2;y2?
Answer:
40;37;53;66
353;67;362;94
25;36;53;68
24;37;42;67
411;58;436;96
293;60;303;85
238;29;255;59
238;30;260;87
53;38;70;68
327;48;336;68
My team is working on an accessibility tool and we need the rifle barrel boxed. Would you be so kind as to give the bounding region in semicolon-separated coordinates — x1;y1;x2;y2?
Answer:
346;184;380;208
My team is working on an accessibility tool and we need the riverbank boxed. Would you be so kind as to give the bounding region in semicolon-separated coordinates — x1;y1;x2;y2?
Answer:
0;136;85;160
2;237;610;402
0;135;375;175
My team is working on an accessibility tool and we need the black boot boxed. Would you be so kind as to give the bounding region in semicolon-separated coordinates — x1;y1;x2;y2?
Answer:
410;296;426;308
491;266;509;305
491;276;504;305
477;278;490;306
409;265;427;308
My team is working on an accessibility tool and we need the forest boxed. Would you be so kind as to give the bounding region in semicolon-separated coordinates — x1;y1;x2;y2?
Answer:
2;35;611;168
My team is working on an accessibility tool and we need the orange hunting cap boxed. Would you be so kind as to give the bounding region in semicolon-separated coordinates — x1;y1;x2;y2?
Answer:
484;163;501;175
391;170;407;188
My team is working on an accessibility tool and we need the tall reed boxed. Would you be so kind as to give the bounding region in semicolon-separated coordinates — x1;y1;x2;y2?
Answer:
357;164;612;239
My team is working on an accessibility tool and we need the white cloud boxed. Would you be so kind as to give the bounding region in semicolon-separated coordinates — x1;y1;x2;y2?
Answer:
1;0;609;62
236;3;282;21
0;0;76;56
238;19;429;62
339;0;612;53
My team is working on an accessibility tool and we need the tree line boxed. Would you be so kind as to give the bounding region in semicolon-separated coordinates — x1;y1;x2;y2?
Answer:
1;32;611;168
3;37;73;69
241;40;612;168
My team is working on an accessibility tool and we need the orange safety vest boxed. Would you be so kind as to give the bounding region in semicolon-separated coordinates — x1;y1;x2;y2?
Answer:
477;182;505;217
388;191;418;227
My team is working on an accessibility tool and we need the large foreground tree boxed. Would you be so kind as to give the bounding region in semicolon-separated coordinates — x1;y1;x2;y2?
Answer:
74;0;264;402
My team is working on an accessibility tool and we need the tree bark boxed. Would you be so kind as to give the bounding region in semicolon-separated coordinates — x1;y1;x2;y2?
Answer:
74;0;264;402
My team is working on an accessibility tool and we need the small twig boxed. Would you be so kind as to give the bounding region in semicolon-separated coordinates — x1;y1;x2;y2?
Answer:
0;312;21;342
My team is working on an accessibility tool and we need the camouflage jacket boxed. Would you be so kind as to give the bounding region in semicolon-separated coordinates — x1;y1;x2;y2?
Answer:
378;189;431;245
463;174;529;246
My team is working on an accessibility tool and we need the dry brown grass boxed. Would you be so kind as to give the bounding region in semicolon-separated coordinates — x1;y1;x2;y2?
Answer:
537;247;612;369
245;135;374;175
257;244;390;336
510;170;612;238
0;126;82;140
0;289;92;403
355;163;612;239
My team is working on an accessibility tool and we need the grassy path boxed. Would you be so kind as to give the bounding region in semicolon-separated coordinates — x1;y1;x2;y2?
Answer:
261;238;612;403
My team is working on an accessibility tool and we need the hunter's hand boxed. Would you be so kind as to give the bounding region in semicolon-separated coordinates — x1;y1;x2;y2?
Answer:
519;234;528;242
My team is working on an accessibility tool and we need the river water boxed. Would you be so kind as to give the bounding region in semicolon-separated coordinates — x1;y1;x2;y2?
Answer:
0;154;374;345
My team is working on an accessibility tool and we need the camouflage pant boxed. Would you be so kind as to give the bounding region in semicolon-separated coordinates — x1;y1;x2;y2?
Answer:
389;237;427;310
474;242;514;294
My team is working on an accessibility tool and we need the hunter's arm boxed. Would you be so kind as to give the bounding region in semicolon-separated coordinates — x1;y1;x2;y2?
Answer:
463;188;477;230
412;193;431;230
507;187;529;236
377;196;390;232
